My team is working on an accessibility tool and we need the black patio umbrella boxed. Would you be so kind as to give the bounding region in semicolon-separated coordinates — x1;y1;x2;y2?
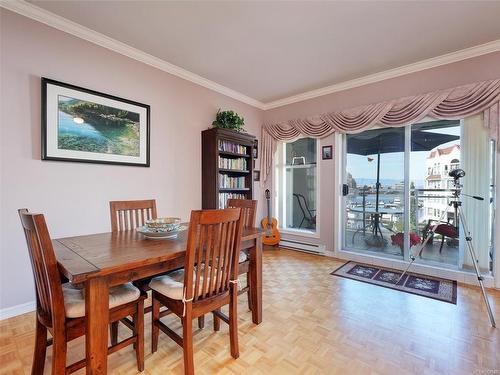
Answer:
346;127;459;236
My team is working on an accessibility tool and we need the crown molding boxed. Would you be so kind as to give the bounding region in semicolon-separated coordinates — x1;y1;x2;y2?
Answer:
263;39;500;110
2;1;500;111
0;0;266;109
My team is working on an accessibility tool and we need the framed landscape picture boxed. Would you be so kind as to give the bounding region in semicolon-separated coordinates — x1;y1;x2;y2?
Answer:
41;78;150;166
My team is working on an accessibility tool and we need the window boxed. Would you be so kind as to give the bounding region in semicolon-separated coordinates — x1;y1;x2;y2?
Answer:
275;138;318;233
343;118;495;273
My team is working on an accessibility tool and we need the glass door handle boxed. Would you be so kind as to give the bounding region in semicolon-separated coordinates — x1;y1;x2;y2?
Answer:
342;184;349;196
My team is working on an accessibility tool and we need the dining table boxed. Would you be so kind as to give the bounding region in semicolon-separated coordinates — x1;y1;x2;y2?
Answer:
52;226;263;375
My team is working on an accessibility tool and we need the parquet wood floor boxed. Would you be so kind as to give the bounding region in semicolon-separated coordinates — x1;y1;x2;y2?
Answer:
1;249;499;374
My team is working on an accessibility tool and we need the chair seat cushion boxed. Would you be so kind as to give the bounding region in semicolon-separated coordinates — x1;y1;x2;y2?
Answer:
63;282;140;318
435;224;458;238
239;251;248;263
149;268;187;300
150;264;218;300
150;256;247;300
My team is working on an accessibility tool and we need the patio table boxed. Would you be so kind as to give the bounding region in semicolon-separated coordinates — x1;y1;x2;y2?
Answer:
349;207;404;243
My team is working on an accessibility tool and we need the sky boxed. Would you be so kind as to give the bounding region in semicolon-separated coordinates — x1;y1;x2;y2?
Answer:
347;125;461;188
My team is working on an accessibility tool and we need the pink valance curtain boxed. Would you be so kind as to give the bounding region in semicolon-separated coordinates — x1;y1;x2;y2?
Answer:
261;79;500;183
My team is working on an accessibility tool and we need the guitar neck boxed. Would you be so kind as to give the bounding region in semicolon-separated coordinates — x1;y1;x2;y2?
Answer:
265;189;273;224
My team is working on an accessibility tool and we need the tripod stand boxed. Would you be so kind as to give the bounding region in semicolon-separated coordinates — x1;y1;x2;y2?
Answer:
397;169;496;327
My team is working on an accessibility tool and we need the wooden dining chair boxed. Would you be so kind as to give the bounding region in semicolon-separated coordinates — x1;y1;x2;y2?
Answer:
227;198;257;306
18;209;145;375
109;199;170;342
197;198;256;330
109;200;158;293
109;199;157;232
149;208;245;375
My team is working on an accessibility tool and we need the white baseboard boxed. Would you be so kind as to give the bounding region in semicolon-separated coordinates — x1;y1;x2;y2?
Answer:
0;301;36;321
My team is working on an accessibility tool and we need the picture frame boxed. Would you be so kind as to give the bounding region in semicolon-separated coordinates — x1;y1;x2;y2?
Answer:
253;170;260;182
41;78;150;167
322;145;333;160
253;139;258;159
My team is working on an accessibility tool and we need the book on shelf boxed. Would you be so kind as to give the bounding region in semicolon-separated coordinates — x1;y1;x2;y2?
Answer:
218;174;246;189
218;192;247;209
218;140;248;155
218;156;247;170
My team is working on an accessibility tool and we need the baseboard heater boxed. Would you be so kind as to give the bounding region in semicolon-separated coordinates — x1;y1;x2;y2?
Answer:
279;239;326;255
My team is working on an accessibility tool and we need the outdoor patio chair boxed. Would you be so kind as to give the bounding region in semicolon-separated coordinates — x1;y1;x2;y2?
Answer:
421;218;459;254
293;193;316;229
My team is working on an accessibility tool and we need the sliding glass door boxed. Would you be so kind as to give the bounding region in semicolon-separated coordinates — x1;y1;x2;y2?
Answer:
409;120;461;267
342;118;496;273
343;127;405;258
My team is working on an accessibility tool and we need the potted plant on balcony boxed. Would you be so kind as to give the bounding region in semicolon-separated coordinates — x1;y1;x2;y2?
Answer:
391;232;422;254
212;109;245;132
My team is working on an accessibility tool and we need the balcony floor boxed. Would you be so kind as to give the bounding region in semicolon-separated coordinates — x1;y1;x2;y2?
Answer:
345;227;459;267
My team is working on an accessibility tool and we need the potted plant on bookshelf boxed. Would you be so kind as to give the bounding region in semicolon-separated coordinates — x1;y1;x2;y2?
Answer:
212;109;245;132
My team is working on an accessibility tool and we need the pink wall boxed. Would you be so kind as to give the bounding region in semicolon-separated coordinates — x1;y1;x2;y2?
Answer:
0;10;264;312
264;52;500;252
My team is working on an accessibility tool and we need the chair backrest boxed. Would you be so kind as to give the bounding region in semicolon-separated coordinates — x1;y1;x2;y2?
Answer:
183;208;244;303
293;193;314;220
18;209;65;326
110;199;157;231
227;199;257;228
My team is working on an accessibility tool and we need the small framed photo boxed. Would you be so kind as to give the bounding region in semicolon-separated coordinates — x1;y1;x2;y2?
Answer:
41;78;150;167
322;145;333;160
253;139;258;159
253;170;260;182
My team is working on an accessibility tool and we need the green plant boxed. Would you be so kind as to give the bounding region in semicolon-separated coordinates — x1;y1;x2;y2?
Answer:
212;109;245;132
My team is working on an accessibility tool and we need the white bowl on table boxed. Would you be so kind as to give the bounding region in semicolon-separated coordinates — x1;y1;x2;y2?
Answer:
137;217;185;239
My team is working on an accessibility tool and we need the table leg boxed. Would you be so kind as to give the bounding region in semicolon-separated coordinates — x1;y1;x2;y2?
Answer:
249;238;262;324
85;277;109;375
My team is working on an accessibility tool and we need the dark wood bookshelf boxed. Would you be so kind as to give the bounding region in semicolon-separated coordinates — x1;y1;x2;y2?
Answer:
218;168;250;174
202;128;256;209
218;151;251;158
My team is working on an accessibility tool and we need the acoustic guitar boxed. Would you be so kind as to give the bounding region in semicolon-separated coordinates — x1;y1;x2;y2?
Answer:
261;189;281;246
